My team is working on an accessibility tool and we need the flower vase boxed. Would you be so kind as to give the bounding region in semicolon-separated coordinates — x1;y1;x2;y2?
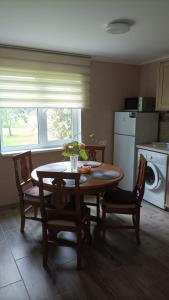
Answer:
70;155;78;172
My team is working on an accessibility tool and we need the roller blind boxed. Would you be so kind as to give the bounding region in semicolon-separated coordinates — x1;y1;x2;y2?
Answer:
0;48;90;108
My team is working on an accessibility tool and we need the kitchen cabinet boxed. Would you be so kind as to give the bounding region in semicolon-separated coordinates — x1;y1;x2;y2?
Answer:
156;60;169;110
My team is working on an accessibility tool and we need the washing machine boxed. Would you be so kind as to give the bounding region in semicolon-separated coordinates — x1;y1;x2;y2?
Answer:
137;148;168;209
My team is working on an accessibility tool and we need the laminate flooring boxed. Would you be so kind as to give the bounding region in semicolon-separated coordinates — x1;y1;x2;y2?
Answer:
0;201;169;300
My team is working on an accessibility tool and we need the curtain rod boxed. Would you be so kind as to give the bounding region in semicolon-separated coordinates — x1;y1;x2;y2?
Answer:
0;43;91;59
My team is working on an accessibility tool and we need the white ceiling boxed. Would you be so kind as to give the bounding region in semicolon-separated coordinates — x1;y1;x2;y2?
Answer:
0;0;169;65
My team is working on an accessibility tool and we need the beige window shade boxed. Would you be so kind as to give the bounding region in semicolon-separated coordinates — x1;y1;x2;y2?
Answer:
0;48;90;108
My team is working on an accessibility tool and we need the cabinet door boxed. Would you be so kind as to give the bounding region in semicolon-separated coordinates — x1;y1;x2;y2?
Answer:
156;60;169;111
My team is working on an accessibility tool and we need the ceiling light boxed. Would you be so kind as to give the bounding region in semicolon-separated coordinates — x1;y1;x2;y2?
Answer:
105;19;133;34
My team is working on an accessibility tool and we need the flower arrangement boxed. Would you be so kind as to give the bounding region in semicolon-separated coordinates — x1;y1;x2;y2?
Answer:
62;140;88;160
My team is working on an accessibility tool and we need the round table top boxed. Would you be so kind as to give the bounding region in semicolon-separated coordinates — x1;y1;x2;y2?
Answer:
31;161;124;193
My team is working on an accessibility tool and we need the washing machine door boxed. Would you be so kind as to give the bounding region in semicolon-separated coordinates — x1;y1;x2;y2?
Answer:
145;162;161;190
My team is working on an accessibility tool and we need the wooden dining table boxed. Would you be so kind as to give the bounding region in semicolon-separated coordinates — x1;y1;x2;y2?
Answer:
31;160;123;223
31;161;124;194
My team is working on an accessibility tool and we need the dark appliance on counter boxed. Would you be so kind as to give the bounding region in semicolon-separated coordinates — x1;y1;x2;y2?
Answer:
124;97;155;112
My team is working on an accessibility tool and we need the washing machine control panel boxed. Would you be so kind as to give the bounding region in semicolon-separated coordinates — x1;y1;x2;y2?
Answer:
138;149;168;165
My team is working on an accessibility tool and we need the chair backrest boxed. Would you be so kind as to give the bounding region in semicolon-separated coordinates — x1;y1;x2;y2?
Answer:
13;151;33;195
134;154;147;205
85;145;105;163
37;171;81;222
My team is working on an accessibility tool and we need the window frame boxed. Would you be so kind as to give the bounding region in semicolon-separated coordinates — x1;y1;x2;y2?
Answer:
0;107;81;153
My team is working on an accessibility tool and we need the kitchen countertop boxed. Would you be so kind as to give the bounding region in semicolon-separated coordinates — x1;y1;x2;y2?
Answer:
136;143;169;155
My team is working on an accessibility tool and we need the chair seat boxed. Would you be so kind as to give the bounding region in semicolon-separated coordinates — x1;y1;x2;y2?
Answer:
46;205;89;228
102;202;136;209
102;188;136;206
24;186;51;202
47;219;76;227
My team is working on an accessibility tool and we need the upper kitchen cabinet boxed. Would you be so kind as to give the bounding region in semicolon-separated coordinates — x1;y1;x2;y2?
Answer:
156;60;169;111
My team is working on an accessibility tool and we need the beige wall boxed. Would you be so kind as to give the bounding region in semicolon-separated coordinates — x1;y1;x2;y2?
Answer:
82;61;140;162
139;62;159;97
0;60;140;207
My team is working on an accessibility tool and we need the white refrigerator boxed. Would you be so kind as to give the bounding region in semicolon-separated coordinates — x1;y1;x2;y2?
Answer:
113;112;159;191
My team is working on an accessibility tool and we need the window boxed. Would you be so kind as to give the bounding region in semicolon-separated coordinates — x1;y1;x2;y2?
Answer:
0;107;81;153
0;47;90;153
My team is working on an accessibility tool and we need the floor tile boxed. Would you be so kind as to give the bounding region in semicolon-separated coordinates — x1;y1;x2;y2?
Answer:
5;226;42;261
1;200;169;300
0;244;21;288
17;251;110;300
0;281;30;300
16;254;69;300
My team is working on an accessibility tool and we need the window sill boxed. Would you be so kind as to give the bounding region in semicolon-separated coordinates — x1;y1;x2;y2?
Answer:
1;146;63;158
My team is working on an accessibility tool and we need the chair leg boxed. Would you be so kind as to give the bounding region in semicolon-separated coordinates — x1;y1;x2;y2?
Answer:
77;230;82;270
20;215;25;233
42;224;48;268
96;194;100;219
102;208;106;240
48;229;58;240
86;216;92;244
132;214;136;226
135;210;141;245
20;201;25;233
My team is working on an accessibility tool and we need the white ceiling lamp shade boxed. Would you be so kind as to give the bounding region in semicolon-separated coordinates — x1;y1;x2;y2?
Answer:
105;19;134;34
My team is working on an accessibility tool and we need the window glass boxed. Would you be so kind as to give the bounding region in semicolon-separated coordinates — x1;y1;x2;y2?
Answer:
1;108;38;148
0;108;81;153
47;108;72;141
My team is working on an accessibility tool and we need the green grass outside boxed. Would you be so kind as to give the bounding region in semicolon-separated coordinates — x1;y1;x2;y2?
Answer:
3;127;38;147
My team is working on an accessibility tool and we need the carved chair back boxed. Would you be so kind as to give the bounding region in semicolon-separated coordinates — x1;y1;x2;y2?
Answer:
85;145;105;162
37;171;81;223
13;151;33;197
134;154;147;206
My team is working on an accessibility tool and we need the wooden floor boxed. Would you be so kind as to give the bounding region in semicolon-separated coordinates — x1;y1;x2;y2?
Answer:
0;201;169;300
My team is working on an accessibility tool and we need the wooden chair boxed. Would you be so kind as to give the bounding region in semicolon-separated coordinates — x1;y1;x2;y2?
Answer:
37;171;91;269
13;151;51;232
84;145;105;221
85;145;105;163
102;154;147;244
